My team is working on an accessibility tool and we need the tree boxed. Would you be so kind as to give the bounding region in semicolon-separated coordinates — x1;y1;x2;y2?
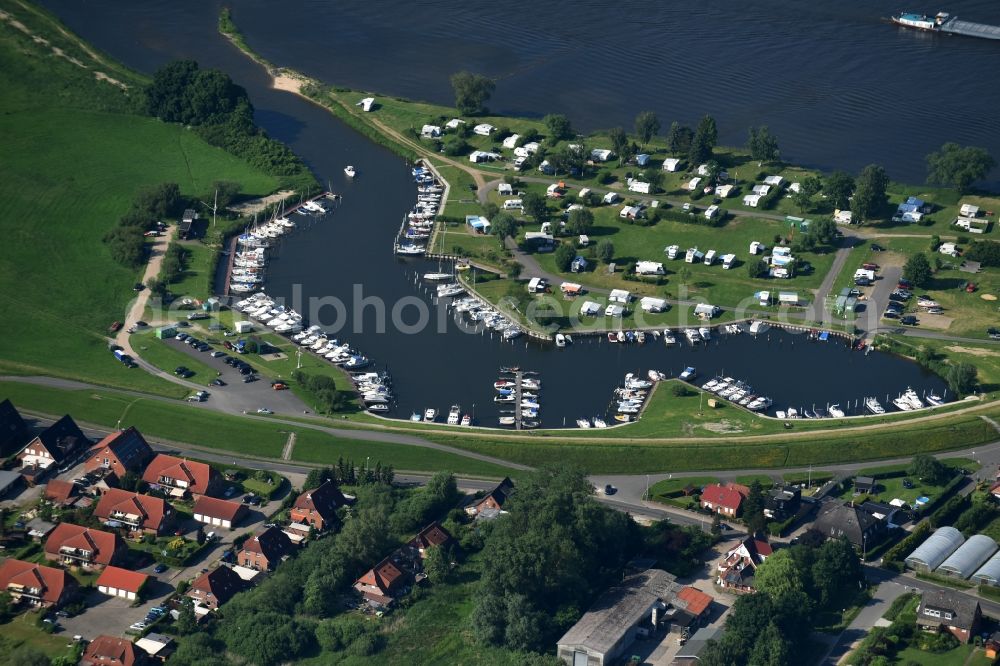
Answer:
754;550;807;601
926;143;997;193
608;127;628;163
491;211;517;245
748;621;790;666
824;171;855;209
554;243;576;272
711;512;722;536
792;189;813;214
566;208;594;237
688;115;718;165
666;122;694;155
176;596;197;634
947;363;979;395
424;544;452;583
597;240;615;264
146;277;167;299
801;176;823;196
812;538;864;608
902;252;932;288
450;71;495;115
747;126;780;164
852;164;890;222
965;240;1000;267
810;217;839;246
634;111;660;148
169;634;229;666
521;192;548;222
696;114;718;147
543;114;573;142
442;135;470;156
8;646;51;666
747;258;768;279
909;454;950;486
742;480;766;535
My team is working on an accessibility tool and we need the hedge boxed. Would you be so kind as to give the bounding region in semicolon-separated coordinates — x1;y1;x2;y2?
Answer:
882;521;931;569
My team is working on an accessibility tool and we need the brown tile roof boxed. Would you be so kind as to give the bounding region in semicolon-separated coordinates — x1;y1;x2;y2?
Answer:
241;526;293;561
44;479;77;505
96;566;149;593
0;558;76;605
44;523;124;565
82;634;145;666
293;480;346;522
94;488;171;532
193;496;247;523
677;586;713;617
141;454;215;495
189;566;245;606
475;476;515;511
409;522;453;551
355;555;406;595
85;427;154;477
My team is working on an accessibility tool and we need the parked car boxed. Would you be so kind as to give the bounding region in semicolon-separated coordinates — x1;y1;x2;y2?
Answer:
902;478;914;489
870;243;885;252
883;310;900;319
901;315;918;326
210;351;226;358
210;378;227;387
174;366;189;376
257;408;274;415
153;564;167;574
988;328;1000;340
243;374;258;383
272;382;289;391
133;283;146;291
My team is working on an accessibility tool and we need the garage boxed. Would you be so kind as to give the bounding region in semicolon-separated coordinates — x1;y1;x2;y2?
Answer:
193;496;248;530
96;566;148;600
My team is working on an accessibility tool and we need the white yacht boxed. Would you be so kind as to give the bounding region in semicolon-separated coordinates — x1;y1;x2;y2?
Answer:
698;327;711;341
926;392;945;406
679;367;697;381
344;165;356;178
748;320;770;335
447;405;461;425
827;404;845;418
423;272;452;281
576;418;591;429
592;418;608;429
663;330;678;346
865;397;886;415
423;408;437;422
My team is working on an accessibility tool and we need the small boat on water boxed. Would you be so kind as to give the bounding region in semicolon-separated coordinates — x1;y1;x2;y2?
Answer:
499;416;516;426
865;396;886;415
593;418;608;429
828;404;845;418
410;411;422;422
447;404;461;425
679;367;697;381
926;392;945;406
698;327;711;341
396;244;426;256
495;380;516;390
576;418;591;429
748;320;770;335
366;404;389;413
344;165;356;178
614;414;633;423
521;378;541;390
424;408;437;422
461;414;472;426
903;387;925;409
685;329;701;344
892;396;914;411
663;330;678;346
555;333;570;347
424;272;452;281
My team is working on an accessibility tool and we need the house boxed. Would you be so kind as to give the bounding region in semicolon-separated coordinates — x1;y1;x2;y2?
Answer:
42;481;77;507
674;626;725;665
420;124;441;138
743;194;762;208
473;123;495;136
590;148;613;162
635;261;665;276
571;256;589;273
960;203;980;217
0;398;28;456
187;566;246;612
81;635;150;666
134;633;174;662
854;476;876;494
26;518;56;541
94;488;174;536
84;427;155;481
240;526;294;571
812;501;887;550
608;289;632;304
764;486;801;521
193;496;248;530
466;477;515;518
0;558;77;608
445;118;464;129
672;586;714;628
700;483;748;517
141;454;219;497
662;157;684;172
916;589;982;643
290;480;348;532
96;566;149;601
18;414;89;481
356;97;375;112
603;192;619;205
354;554;407;608
640;297;668;313
557;569;681;666
0;469;23;499
44;523;125;570
408;522;454;558
716;537;772;591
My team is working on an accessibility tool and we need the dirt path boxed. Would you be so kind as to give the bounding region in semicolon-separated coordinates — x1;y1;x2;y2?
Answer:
115;226;174;355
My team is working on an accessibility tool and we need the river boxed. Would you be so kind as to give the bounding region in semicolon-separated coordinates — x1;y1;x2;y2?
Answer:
41;0;952;427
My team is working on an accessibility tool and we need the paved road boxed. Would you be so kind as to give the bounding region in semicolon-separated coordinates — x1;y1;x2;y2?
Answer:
819;580;909;665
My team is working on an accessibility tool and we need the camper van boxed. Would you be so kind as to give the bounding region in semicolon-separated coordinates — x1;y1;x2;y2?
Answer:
685;247;704;264
703;250;717;266
722;253;736;270
665;245;680;260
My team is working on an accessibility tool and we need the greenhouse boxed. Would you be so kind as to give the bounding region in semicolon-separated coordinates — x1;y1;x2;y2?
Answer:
904;526;965;572
937;534;998;579
972;549;1000;587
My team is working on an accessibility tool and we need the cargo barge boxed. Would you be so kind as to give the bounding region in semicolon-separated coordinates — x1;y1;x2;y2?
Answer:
890;11;1000;40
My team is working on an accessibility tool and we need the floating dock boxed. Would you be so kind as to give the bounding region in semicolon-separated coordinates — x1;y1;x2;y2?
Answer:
940;17;1000;40
890;12;1000;41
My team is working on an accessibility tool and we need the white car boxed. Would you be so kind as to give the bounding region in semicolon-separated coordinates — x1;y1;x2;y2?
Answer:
256;408;273;415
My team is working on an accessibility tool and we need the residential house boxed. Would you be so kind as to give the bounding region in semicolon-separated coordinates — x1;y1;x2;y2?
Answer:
187;566;246;612
699;483;749;517
239;526;294;571
0;558;78;609
354;554;407;608
134;633;174;663
812;501;887;550
94;488;174;536
96;566;149;601
84;427;154;481
289;480;348;532
81;635;150;666
43;479;79;507
557;569;681;666
407;522;453;558
916;589;982;643
141;454;219;497
193;496;248;530
673;626;724;665
44;523;125;570
18;414;89;482
716;537;772;592
0;398;28;457
465;477;515;518
764;486;801;521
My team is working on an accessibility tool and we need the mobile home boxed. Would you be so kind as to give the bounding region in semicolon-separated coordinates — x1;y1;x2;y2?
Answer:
721;253;736;269
685;247;704;263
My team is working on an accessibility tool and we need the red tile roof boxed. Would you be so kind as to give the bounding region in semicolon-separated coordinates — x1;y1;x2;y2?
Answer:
0;558;76;605
355;555;406;595
292;480;346;525
96;566;149;593
44;523;124;565
141;454;215;495
677;586;713;617
82;634;145;666
188;566;245;607
409;522;453;552
193;496;247;523
753;539;773;556
700;484;745;511
94;488;171;532
44;479;77;504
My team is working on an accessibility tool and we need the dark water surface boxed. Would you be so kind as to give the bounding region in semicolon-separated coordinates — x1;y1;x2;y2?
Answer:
42;0;952;426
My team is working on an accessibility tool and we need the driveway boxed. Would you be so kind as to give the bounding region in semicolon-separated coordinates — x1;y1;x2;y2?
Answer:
56;579;175;640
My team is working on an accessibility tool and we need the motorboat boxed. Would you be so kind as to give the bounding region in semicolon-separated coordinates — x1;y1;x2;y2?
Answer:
437;284;466;298
926;392;945;406
865;397;885;415
396;244;426;256
521;378;541;390
614;414;633;423
592;418;608;428
679;367;697;381
366;404;389;413
344;165;356;178
555;333;568;347
447;404;461;425
698;327;711;341
498;416;516;426
828;404;845;418
702;379;719;391
748;320;770;335
684;329;701;344
648;370;665;382
663;330;678;346
576;418;591;428
424;272;452;281
494;394;515;403
423;408;437;422
410;412;422;422
892;396;914;411
494;380;516;390
903;387;925;409
503;327;523;340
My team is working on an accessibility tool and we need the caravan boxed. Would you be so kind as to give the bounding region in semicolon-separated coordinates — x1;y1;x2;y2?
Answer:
665;245;680;260
703;250;717;266
685;247;704;263
721;253;736;270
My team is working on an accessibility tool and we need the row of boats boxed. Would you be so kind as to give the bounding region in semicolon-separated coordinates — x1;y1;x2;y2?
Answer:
425;272;526;341
410;404;472;426
699;376;774;412
579;371;660;428
495;368;542;429
772;388;945;420
606;321;771;346
395;165;442;256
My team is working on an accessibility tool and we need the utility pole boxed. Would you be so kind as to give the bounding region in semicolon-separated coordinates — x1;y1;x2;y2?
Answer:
200;188;219;228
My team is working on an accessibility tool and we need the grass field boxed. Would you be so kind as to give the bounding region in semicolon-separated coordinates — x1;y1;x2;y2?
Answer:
0;612;79;662
0;2;281;398
131;332;218;386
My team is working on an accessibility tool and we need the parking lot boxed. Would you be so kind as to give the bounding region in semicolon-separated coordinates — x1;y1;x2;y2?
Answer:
55;583;174;641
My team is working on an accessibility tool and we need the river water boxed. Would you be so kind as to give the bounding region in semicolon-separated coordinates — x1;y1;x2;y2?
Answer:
42;0;954;426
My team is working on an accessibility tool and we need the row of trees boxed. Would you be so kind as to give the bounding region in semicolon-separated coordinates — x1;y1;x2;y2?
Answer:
303;456;395;489
104;182;182;267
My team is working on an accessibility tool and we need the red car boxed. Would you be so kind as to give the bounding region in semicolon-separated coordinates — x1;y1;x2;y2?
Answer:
108;321;123;333
272;383;289;391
